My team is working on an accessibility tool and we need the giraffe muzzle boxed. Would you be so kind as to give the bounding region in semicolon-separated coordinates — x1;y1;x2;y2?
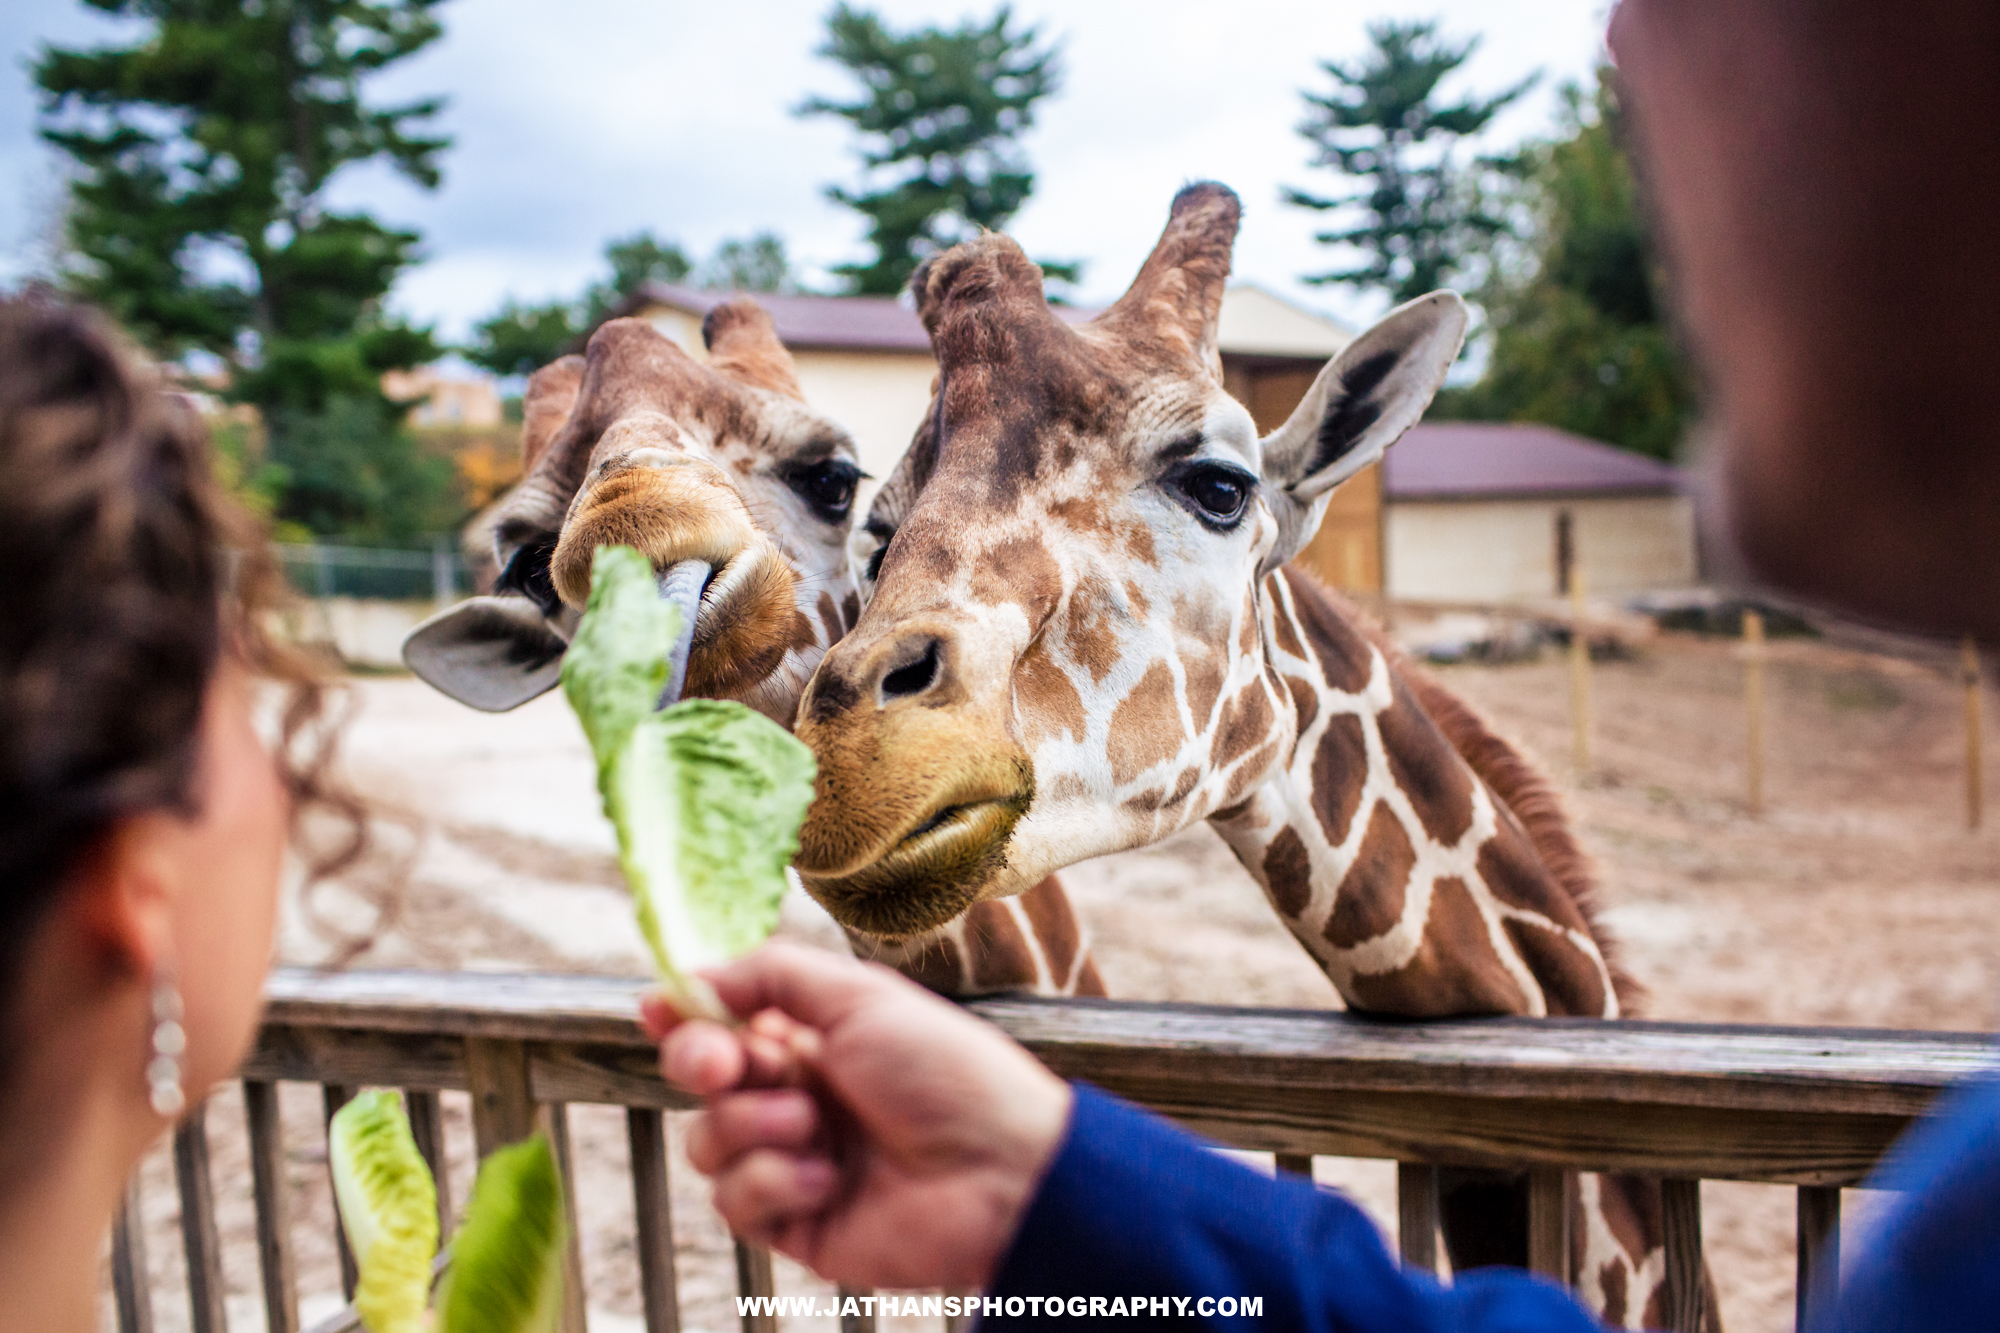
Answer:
798;791;1029;938
792;694;1036;937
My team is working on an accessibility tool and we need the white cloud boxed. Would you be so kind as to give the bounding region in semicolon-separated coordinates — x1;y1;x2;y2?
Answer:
4;0;1608;339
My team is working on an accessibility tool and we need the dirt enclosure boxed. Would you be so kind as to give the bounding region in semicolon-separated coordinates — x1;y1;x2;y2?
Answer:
112;628;2000;1332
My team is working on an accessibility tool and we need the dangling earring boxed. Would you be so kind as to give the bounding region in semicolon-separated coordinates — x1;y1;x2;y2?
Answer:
147;967;186;1119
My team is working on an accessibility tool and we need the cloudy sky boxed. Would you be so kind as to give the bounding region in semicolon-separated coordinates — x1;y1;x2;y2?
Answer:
3;0;1611;343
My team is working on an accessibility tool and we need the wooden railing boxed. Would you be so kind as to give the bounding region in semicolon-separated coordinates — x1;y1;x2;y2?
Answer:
113;968;1992;1333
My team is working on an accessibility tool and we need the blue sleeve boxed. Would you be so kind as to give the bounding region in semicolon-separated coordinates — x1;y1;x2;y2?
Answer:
1810;1072;2000;1333
984;1083;1602;1330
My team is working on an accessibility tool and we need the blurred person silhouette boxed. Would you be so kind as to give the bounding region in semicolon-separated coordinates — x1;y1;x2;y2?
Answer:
0;296;363;1333
648;2;2000;1329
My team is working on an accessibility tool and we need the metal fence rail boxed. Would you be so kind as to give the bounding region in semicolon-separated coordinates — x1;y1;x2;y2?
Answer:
114;968;1992;1333
275;543;467;606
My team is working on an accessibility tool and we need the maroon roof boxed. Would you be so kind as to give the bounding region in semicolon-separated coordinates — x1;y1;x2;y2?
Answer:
1384;422;1681;499
631;282;1099;353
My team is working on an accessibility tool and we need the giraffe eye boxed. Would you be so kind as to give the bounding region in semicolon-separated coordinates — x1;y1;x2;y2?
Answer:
785;458;863;523
1171;461;1256;530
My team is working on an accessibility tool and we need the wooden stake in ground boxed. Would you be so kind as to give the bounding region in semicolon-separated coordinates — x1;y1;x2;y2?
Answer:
1964;635;1983;832
1570;569;1591;775
1743;610;1766;815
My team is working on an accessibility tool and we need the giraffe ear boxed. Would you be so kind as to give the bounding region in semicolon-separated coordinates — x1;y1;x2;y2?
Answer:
703;299;805;401
401;594;570;712
1258;291;1467;570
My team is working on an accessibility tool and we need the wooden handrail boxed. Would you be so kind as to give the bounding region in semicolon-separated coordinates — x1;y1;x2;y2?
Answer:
113;968;1989;1333
251;967;1989;1185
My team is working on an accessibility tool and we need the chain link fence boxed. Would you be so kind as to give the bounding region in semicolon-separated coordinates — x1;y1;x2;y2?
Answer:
275;542;470;608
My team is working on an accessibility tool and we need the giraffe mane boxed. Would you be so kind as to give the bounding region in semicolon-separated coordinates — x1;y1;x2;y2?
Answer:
1333;589;1646;1017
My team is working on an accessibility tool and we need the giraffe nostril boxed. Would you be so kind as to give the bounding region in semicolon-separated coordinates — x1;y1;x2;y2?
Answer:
879;639;942;702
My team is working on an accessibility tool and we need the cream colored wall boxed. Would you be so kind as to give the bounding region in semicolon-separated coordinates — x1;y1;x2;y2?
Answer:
647;312;934;499
789;350;937;486
1385;494;1697;603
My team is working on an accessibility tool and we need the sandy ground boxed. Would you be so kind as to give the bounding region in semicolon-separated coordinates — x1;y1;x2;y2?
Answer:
109;628;2000;1333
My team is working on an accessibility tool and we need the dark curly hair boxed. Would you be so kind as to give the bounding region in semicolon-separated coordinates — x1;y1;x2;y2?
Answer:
0;295;367;1006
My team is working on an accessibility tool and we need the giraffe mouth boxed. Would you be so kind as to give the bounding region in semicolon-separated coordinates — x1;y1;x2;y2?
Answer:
676;540;801;702
798;792;1030;939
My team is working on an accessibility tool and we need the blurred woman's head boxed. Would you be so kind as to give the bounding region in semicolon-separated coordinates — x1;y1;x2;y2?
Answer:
0;295;348;1174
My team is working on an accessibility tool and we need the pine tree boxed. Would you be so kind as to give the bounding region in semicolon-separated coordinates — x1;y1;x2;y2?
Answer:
465;231;698;377
466;299;579;380
1433;72;1695;460
1285;19;1534;304
35;0;450;411
582;231;693;325
36;0;456;541
800;3;1073;296
696;233;794;294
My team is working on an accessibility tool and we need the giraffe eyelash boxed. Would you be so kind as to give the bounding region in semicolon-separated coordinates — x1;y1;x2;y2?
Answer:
1161;459;1258;531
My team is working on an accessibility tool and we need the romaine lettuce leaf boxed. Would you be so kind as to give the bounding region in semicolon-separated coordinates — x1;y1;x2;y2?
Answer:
562;545;817;1017
435;1135;566;1333
561;545;679;772
329;1090;439;1333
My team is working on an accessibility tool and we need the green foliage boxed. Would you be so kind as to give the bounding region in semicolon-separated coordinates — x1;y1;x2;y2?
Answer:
264;395;461;543
35;0;457;542
1285;19;1534;304
464;230;800;378
583;231;693;326
466;298;580;378
34;0;449;408
695;232;795;294
800;3;1073;295
1434;73;1696;460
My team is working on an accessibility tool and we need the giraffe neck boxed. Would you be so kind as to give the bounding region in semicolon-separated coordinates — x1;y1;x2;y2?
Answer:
844;875;1106;998
1210;566;1623;1019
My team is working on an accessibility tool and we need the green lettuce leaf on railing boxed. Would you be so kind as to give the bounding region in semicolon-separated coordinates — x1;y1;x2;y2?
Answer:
329;1092;568;1333
436;1136;567;1333
561;545;816;1019
329;1091;439;1333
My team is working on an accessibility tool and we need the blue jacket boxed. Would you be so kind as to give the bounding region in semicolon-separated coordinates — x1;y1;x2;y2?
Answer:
987;1078;2000;1329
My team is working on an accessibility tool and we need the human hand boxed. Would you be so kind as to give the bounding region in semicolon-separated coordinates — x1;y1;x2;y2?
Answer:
640;942;1073;1291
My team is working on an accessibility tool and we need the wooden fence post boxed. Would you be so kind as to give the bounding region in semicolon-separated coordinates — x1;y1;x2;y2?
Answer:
1526;1168;1570;1285
172;1103;228;1333
245;1081;301;1333
1796;1186;1842;1331
1744;610;1766;815
1661;1178;1706;1333
544;1103;590;1333
404;1090;453;1235
1570;570;1592;776
111;1175;155;1333
626;1109;682;1333
1965;636;1983;831
464;1038;587;1333
321;1084;359;1300
734;1240;776;1333
1396;1163;1440;1274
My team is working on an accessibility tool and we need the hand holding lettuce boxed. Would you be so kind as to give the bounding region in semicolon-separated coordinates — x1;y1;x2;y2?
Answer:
562;545;817;1020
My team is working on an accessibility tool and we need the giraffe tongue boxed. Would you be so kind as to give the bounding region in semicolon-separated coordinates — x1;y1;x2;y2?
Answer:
655;558;711;708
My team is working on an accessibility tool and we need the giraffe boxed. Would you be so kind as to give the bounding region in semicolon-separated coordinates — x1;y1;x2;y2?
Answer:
789;184;1710;1328
401;299;1103;999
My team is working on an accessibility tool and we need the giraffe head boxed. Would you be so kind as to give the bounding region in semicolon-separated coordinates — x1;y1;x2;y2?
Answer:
404;301;864;724
793;183;1465;938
